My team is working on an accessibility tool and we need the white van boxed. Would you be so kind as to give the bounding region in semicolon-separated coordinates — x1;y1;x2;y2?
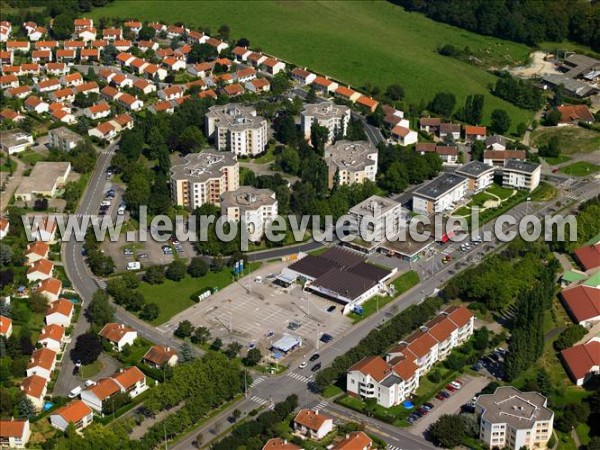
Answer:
68;386;82;398
117;205;126;215
127;262;141;271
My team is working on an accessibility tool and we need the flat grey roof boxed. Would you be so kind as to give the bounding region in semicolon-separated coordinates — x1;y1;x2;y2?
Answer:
325;140;377;172
350;195;400;217
15;161;71;196
476;386;553;430
414;173;467;200
504;159;540;174
1;129;32;149
302;101;350;119
49;126;83;142
170;151;237;183
221;186;276;211
542;73;597;97
455;161;494;178
206;104;265;131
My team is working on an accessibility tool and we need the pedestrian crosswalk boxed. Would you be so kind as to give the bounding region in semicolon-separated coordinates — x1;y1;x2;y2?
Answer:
286;371;312;383
249;376;266;388
387;445;402;450
312;400;328;411
250;396;274;410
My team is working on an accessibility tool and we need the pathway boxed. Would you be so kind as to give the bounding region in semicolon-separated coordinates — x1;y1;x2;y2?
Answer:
0;157;25;212
554;252;574;272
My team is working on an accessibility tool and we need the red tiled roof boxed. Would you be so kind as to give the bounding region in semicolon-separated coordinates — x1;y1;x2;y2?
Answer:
332;431;372;450
27;258;54;276
0;315;12;335
113;366;144;389
445;305;474;328
87;377;120;400
54;400;92;423
38;278;62;296
262;438;302;450
0;419;28;438
21;374;46;399
348;356;391;382
561;285;600;323
465;126;486;136
557;104;595;124
420;117;441;126
38;324;64;343
99;323;135;343
391;125;411;137
483;150;526;161
561;339;600;382
405;331;438;358
26;241;49;258
294;409;332;431
143;345;177;366
46;298;74;317
28;348;56;370
574;243;600;271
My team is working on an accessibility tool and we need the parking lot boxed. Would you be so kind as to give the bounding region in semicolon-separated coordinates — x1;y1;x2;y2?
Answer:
160;261;354;359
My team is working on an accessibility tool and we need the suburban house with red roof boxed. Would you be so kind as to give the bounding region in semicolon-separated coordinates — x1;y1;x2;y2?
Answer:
25;241;49;263
0;418;31;448
293;409;334;440
0;315;12;337
262;438;301;450
0;217;8;240
332;431;372;450
50;400;93;431
26;347;56;379
555;104;595;126
84;102;111;120
291;67;316;86
561;336;600;386
347;306;473;407
99;323;138;351
391;125;418;146
26;258;54;282
262;58;286;75
246;78;271;93
312;76;338;93
37;324;65;351
464;125;487;141
37;277;62;303
142;345;178;368
419;117;442;134
232;46;252;62
45;298;74;327
81;367;147;411
20;374;47;411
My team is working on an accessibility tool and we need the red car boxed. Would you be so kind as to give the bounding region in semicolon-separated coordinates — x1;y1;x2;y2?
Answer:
446;384;457;392
435;393;445;400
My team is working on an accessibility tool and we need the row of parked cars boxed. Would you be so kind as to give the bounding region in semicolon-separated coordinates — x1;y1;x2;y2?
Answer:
407;379;463;424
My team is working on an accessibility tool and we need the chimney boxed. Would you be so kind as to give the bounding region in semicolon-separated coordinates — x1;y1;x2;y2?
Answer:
315;409;319;415
346;434;350;439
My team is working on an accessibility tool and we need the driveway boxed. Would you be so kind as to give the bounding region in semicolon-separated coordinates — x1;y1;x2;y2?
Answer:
410;374;490;436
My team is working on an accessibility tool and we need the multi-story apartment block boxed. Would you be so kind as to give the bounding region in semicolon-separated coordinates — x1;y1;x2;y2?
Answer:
412;173;468;214
301;102;350;143
220;186;278;242
475;387;554;450
205;104;268;157
501;159;541;192
348;195;402;245
455;161;495;193
170;152;239;209
324;140;378;188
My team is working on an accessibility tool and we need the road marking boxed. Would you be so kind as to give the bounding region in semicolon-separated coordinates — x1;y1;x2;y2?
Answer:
286;371;312;383
249;376;266;388
250;396;274;410
313;400;328;410
387;445;403;450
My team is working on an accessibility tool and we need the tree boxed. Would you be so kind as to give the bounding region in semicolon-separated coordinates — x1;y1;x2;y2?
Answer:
188;257;209;278
191;326;211;345
71;332;102;365
305;85;317;103
471;140;485;162
139;303;160;321
270;73;292;96
174;320;194;339
276;147;301;175
236;37;250;47
490;109;511;134
188;43;217;64
429;415;466;448
539;136;560;158
516;122;528;136
102;391;130;415
165;260;187;282
17;395;36;419
553;325;587;351
385;84;405;101
0;244;12;265
179;342;195;362
460;94;485;125
224;342;242;359
367;103;385;127
210;337;223;351
217;24;230;40
179;125;206;154
232;409;241;421
144;265;165;285
121;271;140;289
28;292;48;314
243;348;262;366
52;13;75;39
472;327;490;351
429;92;456;117
86;290;114;328
310;123;329;156
138;25;156;41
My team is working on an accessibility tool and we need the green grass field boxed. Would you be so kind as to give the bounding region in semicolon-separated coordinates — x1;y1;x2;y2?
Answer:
531;127;600;155
542;155;571;166
560;161;600;177
90;0;534;131
138;262;261;325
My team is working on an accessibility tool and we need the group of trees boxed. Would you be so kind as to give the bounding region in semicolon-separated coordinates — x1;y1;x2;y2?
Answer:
492;73;545;111
314;296;443;393
395;0;600;51
538;136;561;158
105;272;160;322
84;229;115;277
549;195;600;252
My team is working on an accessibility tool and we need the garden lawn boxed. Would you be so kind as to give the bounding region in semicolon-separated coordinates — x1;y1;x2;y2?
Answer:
485;184;514;200
531;127;600;155
90;0;533;132
543;155;571;165
138;262;261;325
560;161;600;177
17;150;47;166
80;360;103;379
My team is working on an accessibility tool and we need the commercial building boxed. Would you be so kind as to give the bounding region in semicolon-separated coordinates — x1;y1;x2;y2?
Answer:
281;247;394;314
324;140;378;188
301;102;350;143
455;161;495;193
205;104;268;157
48;126;83;151
412;173;468;214
475;386;554;450
501;159;541;191
170;151;239;209
220;186;278;242
14;161;71;201
346;305;474;407
1;129;33;154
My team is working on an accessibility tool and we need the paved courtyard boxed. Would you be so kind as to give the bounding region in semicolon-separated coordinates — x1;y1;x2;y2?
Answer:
162;261;354;358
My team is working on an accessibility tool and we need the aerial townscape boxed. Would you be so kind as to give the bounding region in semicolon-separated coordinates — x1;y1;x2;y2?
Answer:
0;0;599;449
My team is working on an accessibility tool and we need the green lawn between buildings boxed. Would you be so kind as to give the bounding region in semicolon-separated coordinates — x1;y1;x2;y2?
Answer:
137;262;262;325
560;161;600;177
90;0;534;132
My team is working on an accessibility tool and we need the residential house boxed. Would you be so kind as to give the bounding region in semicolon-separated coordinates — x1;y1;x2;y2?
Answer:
158;85;184;101
24;95;49;114
464;125;486;141
262;438;302;450
166;24;186;38
80;48;100;61
439;123;461;141
162;57;186;72
133;78;156;95
331;432;372;450
50;87;75;103
0;419;31;449
26;258;54;282
56;48;76;62
37;324;65;352
573;242;600;272
312;76;338;94
419;117;441;134
290;67;316;85
20;63;40;75
206;37;228;53
5;86;31;99
31;50;52;63
114;39;132;52
36;277;62;304
0;108;24;122
415;143;458;164
0;50;14;64
116;52;136;67
77;81;100;96
117;93;144;111
222;83;245;97
187;30;207;44
99;323;138;351
88;121;117;141
78;28;97;42
48;126;83;151
6;40;30;52
143;63;167;80
248;52;267;68
142;345;178;368
36;78;61;93
0;74;18;89
486;135;506;151
25;241;49;264
293;409;333;440
236;67;257;84
45;298;74;327
84;103;111;120
137;40;158;52
61;72;83;87
560;284;600;327
51;108;76;124
391;125;418;146
556;104;595;126
103;27;122;40
80;377;121;412
0;217;8;240
262;57;285;75
187;62;213;78
74;18;93;32
232;46;252;62
561;337;600;386
0;315;12;337
245;78;271;93
20;375;47;411
50;400;93;432
26;347;56;380
100;85;120;101
112;366;147;398
356;96;379;113
483;150;526;167
334;85;362;103
124;20;142;34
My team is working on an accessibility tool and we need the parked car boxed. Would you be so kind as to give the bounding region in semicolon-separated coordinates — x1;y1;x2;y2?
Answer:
440;390;450;398
424;402;434;409
450;380;462;389
435;393;445;400
309;353;320;362
320;333;333;343
84;380;95;387
68;386;82;398
326;305;336;313
311;363;321;372
446;384;457;392
298;361;307;369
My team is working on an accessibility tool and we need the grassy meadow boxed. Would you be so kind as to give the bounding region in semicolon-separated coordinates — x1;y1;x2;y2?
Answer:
90;0;535;131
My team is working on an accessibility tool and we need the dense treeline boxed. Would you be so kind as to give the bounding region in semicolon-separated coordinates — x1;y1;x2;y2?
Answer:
492;74;545;111
211;395;299;450
314;296;443;391
393;0;600;52
549;194;600;252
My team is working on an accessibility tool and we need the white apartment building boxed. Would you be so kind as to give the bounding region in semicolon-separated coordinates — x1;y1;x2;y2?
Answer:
412;173;468;214
48;126;83;151
455;161;495;193
220;186;278;242
0;419;31;448
205;104;268;157
347;306;474;408
301;102;351;143
170;151;239;209
348;195;402;246
501;159;541;192
325;140;378;188
475;387;554;450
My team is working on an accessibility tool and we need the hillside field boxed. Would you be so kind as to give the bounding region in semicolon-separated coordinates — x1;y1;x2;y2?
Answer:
90;0;534;131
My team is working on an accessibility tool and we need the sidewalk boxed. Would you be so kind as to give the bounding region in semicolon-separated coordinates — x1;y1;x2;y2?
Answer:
0;157;24;212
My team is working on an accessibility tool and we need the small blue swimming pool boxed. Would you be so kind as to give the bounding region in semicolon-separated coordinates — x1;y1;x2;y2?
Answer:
43;402;54;411
402;400;414;409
